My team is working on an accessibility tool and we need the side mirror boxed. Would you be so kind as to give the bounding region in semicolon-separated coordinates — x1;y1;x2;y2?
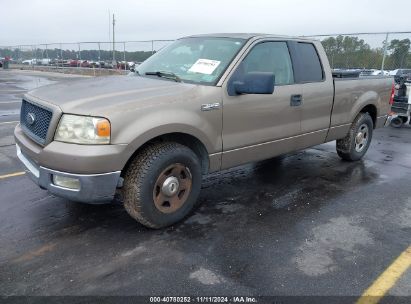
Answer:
231;72;275;95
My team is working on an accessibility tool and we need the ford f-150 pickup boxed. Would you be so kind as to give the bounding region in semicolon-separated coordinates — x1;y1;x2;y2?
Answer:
15;33;394;228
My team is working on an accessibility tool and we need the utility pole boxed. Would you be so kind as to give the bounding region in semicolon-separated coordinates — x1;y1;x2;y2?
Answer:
108;9;111;59
112;13;116;64
381;32;389;74
108;10;111;49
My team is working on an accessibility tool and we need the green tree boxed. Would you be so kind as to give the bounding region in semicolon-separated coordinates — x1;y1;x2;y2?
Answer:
388;39;410;68
321;35;376;69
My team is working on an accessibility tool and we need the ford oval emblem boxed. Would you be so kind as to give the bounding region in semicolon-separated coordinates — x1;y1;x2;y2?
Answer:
26;113;36;125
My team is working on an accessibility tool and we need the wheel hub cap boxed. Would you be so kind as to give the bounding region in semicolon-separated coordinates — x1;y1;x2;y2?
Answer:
162;176;180;197
355;124;369;152
355;133;364;144
153;163;193;214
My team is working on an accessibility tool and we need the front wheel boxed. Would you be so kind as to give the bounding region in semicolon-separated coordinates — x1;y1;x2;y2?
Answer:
122;142;202;229
336;112;373;161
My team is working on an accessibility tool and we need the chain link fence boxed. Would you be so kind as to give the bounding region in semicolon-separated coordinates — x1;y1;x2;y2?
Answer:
0;40;174;72
1;32;410;74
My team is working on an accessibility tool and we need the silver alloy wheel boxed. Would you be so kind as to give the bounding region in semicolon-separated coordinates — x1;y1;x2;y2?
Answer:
354;123;369;152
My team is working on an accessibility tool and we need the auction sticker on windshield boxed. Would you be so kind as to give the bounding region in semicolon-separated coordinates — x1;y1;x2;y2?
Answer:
188;59;221;74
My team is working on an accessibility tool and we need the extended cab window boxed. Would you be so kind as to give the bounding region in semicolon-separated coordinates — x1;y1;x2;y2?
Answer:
240;42;294;85
295;43;324;82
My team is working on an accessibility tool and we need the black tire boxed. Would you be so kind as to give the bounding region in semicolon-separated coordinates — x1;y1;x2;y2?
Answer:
336;112;373;161
122;142;202;229
390;117;403;128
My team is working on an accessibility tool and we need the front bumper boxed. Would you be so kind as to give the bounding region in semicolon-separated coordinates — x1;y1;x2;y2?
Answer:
16;144;121;203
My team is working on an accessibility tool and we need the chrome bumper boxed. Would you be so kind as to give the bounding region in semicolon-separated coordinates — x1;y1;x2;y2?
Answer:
16;144;121;204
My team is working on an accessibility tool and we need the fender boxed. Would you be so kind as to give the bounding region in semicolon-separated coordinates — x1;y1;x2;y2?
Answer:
327;89;379;142
348;91;379;124
115;109;222;172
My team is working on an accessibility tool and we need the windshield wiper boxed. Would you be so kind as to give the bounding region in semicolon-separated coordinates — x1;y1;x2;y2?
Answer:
145;71;182;82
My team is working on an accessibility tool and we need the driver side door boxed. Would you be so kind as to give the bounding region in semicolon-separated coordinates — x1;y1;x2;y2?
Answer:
221;40;303;169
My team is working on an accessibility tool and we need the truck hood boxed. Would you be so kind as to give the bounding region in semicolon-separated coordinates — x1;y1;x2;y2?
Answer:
26;75;198;116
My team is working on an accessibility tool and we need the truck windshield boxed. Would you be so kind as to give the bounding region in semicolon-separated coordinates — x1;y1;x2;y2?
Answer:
136;37;246;85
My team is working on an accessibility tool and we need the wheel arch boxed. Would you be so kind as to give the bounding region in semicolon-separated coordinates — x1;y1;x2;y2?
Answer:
359;104;377;128
121;132;211;176
348;89;380;129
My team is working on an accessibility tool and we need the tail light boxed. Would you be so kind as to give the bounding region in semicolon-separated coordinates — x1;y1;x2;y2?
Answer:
389;83;395;105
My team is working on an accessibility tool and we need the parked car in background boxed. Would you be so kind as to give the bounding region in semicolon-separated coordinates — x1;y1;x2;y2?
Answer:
336;68;389;77
103;61;115;69
117;61;135;70
39;58;51;65
359;69;375;76
88;61;100;68
371;70;389;76
98;61;108;68
22;59;37;65
68;59;80;67
389;69;411;76
80;60;90;68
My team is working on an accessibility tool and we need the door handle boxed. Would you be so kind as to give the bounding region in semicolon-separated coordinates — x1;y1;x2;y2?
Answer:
290;94;303;107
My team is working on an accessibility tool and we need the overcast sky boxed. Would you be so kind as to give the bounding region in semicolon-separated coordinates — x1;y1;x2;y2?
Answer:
2;0;411;46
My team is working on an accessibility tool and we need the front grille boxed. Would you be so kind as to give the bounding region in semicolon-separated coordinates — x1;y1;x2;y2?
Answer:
20;99;53;145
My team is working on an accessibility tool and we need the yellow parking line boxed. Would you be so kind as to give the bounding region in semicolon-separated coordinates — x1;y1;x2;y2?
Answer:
0;171;25;180
356;245;411;304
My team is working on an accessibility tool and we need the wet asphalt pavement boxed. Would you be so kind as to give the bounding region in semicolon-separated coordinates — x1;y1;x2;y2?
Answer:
0;70;410;299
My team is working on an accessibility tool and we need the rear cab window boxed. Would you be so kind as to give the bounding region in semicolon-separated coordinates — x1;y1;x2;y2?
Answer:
289;41;325;83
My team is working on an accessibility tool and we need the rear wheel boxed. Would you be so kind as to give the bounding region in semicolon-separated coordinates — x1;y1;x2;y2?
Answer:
122;142;202;229
336;112;373;161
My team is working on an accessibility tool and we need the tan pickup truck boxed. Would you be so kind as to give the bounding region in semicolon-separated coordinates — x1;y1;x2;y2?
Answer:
15;33;393;228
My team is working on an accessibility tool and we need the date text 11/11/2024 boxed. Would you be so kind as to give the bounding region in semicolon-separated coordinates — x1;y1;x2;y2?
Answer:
149;296;257;303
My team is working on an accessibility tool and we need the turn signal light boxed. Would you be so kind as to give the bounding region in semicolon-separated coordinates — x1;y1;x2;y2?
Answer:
96;120;111;137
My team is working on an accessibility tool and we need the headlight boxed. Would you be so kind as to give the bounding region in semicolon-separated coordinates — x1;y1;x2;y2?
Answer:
54;114;111;144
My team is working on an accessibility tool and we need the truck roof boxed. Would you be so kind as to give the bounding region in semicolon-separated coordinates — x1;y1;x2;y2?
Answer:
184;33;317;41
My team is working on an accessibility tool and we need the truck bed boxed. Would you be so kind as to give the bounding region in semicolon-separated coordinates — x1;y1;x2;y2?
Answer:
330;76;392;133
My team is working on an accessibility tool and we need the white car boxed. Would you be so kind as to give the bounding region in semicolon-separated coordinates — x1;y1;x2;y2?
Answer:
39;58;51;65
371;70;389;76
22;59;37;65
